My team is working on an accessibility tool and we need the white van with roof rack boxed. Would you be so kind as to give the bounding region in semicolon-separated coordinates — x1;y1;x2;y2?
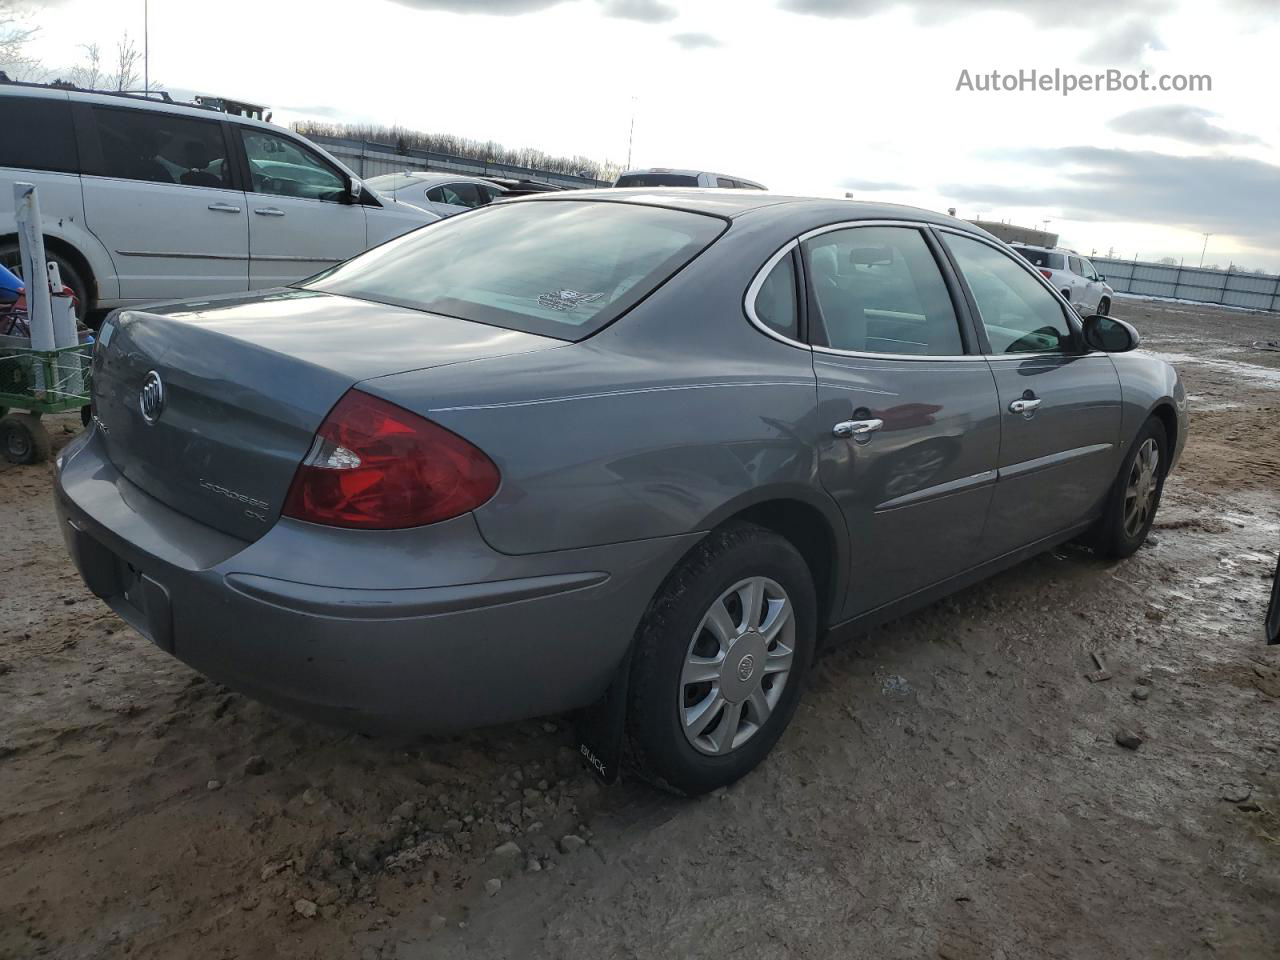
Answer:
613;168;767;190
0;81;439;317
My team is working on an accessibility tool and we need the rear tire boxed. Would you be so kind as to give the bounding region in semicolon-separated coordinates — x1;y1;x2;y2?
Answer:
1;413;51;465
1088;417;1167;559
625;522;816;796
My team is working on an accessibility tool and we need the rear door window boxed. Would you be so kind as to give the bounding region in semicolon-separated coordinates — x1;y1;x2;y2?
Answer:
304;200;726;340
88;106;231;187
1069;256;1084;276
801;226;964;356
0;97;78;173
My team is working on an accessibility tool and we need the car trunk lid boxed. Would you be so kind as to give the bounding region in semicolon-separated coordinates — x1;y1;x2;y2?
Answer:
91;289;558;543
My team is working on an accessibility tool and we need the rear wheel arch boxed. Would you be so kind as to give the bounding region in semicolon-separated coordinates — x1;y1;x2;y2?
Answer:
716;497;843;631
0;232;97;314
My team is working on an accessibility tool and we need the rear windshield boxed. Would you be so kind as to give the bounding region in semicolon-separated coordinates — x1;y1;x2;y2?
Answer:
302;200;726;340
615;173;700;187
1014;248;1065;270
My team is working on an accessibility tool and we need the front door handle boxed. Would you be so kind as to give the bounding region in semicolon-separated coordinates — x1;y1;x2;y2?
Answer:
1009;397;1043;416
832;418;884;440
254;207;286;217
207;202;241;213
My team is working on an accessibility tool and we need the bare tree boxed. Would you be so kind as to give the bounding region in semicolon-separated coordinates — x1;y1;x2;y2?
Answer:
0;0;45;80
111;31;140;91
295;120;615;182
69;42;101;90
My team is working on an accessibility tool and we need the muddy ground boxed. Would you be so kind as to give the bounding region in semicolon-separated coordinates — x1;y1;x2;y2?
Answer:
1;298;1278;960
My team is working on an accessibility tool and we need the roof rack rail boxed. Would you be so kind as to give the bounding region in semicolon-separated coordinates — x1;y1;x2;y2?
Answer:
0;76;270;120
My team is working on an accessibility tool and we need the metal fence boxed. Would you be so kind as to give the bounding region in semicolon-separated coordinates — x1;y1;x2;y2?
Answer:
308;135;609;190
1091;257;1280;313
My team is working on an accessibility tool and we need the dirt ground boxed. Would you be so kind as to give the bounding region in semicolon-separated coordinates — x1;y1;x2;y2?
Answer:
2;298;1278;960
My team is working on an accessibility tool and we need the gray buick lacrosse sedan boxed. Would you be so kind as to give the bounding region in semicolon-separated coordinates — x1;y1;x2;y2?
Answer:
55;190;1187;794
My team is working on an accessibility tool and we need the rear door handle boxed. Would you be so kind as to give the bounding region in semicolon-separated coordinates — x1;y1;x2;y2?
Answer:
832;418;883;440
1009;398;1043;416
254;208;286;217
207;202;241;213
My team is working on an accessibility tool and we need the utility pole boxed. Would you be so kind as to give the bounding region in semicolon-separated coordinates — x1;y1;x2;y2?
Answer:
625;96;636;171
1199;233;1212;268
143;0;149;94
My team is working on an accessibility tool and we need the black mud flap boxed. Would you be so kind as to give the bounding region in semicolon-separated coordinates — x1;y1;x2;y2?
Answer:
575;647;633;785
1266;555;1279;645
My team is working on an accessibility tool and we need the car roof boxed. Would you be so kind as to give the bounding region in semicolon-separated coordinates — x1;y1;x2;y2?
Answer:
368;172;507;190
617;168;766;186
514;188;995;235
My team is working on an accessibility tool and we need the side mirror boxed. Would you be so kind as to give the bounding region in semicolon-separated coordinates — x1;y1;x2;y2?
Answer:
1097;274;1106;282
344;175;364;204
1082;314;1140;353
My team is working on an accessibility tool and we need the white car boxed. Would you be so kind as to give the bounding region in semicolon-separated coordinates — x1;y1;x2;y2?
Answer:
0;82;440;315
364;172;508;219
1010;243;1114;316
613;168;767;190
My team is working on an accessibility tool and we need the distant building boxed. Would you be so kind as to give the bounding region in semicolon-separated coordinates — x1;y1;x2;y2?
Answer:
967;219;1058;248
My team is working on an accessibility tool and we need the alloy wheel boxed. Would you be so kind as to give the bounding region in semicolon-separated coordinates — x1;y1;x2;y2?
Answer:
1124;437;1160;538
680;576;795;756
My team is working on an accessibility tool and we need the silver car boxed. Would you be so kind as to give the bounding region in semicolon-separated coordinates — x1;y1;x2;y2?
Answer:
363;172;507;218
55;190;1187;795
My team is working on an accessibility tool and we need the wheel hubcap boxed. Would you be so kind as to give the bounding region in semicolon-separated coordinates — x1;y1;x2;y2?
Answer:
680;576;794;756
1123;437;1161;538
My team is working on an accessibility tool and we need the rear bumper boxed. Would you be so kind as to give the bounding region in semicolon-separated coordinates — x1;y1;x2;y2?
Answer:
54;428;698;732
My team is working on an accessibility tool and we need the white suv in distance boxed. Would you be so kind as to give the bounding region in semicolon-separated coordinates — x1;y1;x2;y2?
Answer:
0;82;440;317
1010;243;1113;316
613;168;767;189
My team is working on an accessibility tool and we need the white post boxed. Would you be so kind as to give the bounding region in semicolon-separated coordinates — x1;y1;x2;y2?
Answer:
47;261;85;397
14;183;56;353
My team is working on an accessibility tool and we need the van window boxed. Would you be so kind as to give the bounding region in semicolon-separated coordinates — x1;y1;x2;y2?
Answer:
240;129;346;202
1013;248;1065;271
88;107;231;187
0;97;78;173
716;178;738;188
615;173;700;187
304;200;726;341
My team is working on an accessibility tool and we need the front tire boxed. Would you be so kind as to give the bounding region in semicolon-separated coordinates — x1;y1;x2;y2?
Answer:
1089;417;1167;559
625;522;816;796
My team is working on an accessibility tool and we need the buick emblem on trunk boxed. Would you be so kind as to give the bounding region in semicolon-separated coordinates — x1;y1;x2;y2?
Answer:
139;370;165;424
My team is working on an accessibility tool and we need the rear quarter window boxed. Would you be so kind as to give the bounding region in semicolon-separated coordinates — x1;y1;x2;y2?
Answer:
304;200;726;340
0;97;78;173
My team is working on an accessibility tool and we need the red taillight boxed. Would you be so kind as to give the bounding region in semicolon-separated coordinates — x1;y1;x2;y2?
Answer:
1039;269;1054;281
282;390;499;529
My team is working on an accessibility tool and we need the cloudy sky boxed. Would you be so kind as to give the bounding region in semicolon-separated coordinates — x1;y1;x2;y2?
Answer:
18;0;1280;269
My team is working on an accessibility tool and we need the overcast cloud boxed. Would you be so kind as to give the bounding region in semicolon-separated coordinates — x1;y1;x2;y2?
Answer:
943;147;1280;246
671;31;721;48
1080;19;1164;65
16;0;1280;268
1109;105;1264;146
